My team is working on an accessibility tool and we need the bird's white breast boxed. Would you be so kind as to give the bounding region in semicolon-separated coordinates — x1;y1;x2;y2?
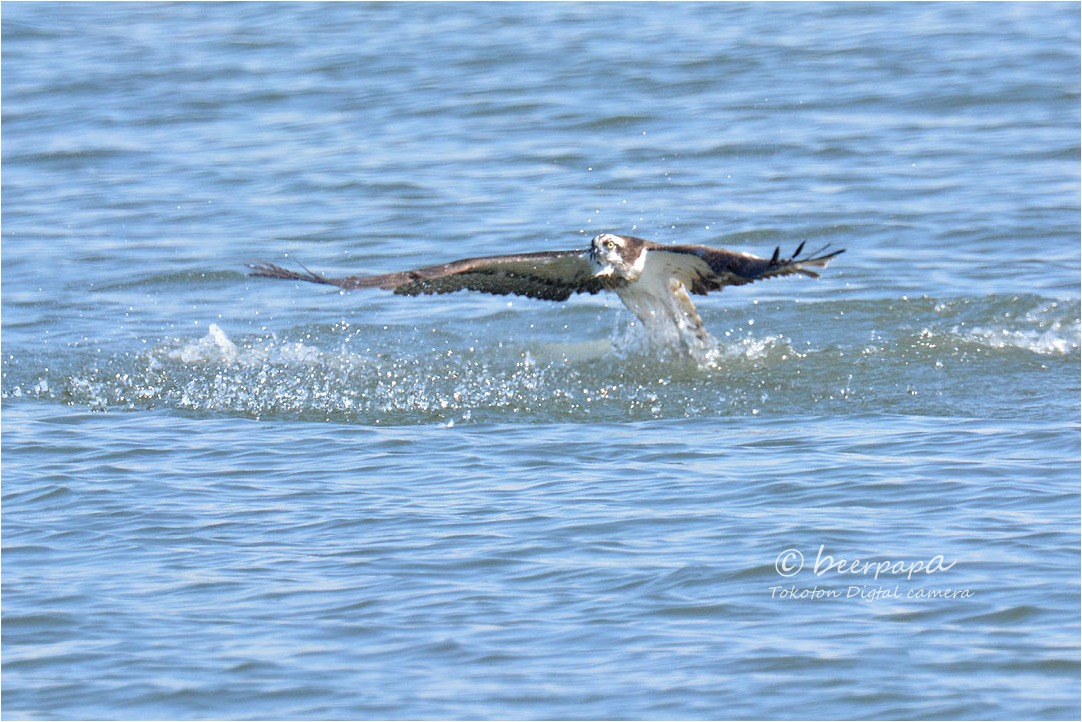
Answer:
629;249;685;296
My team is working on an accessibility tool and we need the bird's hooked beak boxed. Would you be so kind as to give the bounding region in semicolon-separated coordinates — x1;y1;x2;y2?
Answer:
587;235;616;276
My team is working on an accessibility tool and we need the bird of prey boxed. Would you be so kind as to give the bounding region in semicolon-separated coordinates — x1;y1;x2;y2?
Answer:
249;233;844;350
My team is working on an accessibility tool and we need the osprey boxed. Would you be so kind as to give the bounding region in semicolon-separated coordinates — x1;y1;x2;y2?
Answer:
249;233;844;351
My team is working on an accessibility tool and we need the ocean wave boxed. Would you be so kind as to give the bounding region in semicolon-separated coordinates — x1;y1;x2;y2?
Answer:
941;297;1080;356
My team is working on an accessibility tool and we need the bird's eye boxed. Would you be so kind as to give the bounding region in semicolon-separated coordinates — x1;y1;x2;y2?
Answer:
605;240;616;250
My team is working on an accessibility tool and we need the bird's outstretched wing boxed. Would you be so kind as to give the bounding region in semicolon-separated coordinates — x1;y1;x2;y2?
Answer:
646;242;845;296
249;249;613;302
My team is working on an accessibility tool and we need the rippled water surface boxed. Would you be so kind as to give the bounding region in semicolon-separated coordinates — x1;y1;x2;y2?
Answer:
3;3;1080;720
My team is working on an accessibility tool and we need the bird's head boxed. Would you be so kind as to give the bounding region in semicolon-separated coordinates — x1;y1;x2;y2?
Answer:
589;233;647;280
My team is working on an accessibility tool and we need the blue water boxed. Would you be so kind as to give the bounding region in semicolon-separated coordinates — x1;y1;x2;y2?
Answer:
2;2;1079;719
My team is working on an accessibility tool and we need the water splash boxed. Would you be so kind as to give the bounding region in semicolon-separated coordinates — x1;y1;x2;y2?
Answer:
2;295;1077;424
167;323;240;364
2;322;802;423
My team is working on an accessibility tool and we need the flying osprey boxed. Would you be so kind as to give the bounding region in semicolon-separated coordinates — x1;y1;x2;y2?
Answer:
249;233;844;350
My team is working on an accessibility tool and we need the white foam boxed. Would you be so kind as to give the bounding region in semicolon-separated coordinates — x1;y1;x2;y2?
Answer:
955;324;1080;356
